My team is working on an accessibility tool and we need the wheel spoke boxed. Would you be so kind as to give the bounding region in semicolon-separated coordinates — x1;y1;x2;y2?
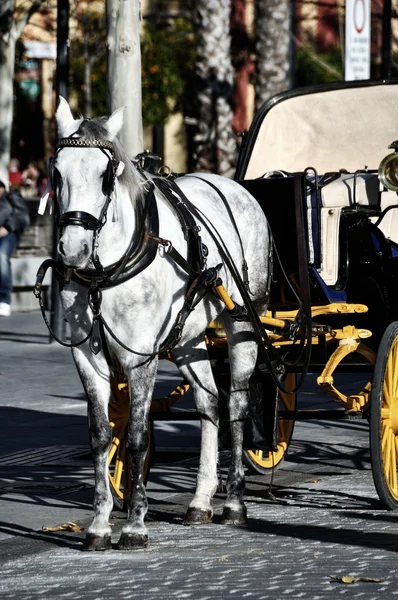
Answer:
386;352;394;402
393;342;398;398
383;378;391;408
390;431;397;493
382;423;390;455
114;442;125;489
392;340;398;375
108;436;120;464
381;408;391;420
384;427;392;482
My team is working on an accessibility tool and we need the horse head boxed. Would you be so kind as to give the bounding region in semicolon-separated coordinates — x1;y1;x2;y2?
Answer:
53;97;125;269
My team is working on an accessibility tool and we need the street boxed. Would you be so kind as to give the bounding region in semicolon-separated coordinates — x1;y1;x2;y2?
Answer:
0;311;397;599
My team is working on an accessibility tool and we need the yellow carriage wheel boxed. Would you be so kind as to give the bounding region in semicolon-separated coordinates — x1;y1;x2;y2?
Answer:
108;378;153;511
243;372;297;474
370;322;398;509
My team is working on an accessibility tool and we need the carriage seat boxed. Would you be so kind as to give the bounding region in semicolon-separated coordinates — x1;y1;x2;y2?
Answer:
304;172;398;286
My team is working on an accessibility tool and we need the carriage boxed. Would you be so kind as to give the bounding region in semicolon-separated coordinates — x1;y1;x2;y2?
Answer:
107;79;398;512
35;80;398;550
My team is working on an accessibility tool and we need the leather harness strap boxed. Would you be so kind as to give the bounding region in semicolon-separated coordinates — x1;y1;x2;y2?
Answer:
186;175;251;291
153;176;207;279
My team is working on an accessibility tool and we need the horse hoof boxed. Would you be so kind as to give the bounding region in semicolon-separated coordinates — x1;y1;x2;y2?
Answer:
183;507;213;525
84;533;112;551
220;506;248;525
117;532;148;550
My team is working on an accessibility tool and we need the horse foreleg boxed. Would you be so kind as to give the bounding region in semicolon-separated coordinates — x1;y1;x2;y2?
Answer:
221;324;258;525
173;344;219;524
117;358;158;550
72;348;113;550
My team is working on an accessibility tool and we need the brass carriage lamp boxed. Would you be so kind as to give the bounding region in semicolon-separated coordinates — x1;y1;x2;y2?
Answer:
379;140;398;192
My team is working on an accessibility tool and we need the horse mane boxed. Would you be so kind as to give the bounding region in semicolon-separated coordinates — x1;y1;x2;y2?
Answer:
74;117;143;195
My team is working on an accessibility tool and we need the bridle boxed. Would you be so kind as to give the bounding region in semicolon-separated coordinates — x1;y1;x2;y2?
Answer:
50;137;120;272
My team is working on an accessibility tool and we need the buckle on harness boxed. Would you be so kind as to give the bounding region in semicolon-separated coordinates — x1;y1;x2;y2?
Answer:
149;235;173;253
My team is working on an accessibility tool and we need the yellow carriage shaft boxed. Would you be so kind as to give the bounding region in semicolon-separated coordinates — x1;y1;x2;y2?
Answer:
209;284;375;412
211;283;369;333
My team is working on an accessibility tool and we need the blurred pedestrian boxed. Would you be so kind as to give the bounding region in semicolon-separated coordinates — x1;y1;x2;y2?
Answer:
0;180;30;316
21;161;40;197
8;158;22;189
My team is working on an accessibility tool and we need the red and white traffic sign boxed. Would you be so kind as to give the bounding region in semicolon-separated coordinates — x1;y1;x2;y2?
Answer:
345;0;370;80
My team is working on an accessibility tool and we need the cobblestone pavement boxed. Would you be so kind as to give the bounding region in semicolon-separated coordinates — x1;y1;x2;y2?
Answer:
1;313;398;599
2;427;398;599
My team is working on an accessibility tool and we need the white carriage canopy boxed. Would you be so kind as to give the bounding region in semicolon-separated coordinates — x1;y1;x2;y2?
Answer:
240;82;398;287
243;82;398;177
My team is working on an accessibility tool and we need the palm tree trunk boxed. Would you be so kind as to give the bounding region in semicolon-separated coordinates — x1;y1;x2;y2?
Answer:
194;0;237;177
107;0;142;158
255;0;292;110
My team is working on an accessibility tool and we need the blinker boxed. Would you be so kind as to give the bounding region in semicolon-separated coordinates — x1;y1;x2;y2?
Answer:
38;178;52;215
38;156;55;215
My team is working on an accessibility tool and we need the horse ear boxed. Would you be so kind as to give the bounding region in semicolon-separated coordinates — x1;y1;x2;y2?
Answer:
106;107;125;140
56;96;82;138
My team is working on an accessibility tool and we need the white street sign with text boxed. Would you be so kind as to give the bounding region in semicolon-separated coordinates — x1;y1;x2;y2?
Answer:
345;0;371;80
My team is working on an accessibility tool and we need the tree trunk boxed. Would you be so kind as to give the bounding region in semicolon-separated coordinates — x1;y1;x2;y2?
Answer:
106;0;143;158
83;39;94;118
0;0;45;189
231;0;253;133
255;0;292;110
194;0;237;177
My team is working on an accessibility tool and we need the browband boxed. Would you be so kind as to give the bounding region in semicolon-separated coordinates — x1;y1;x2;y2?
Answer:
57;138;115;153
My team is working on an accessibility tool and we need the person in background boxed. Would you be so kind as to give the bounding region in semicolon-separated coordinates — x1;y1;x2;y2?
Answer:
0;180;30;316
8;158;22;190
20;161;40;197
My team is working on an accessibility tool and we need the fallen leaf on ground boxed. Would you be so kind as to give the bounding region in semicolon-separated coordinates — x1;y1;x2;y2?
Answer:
330;575;385;584
218;555;229;562
42;522;84;533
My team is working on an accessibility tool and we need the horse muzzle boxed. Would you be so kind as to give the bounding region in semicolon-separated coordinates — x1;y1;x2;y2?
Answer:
58;226;92;268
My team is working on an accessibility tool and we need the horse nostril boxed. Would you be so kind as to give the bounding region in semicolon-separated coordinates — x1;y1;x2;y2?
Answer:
58;241;65;256
83;243;89;255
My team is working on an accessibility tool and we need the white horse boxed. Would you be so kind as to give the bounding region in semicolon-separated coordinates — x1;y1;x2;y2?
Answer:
52;97;270;550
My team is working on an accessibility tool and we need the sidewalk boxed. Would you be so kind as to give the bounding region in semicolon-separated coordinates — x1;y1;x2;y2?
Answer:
0;312;398;599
